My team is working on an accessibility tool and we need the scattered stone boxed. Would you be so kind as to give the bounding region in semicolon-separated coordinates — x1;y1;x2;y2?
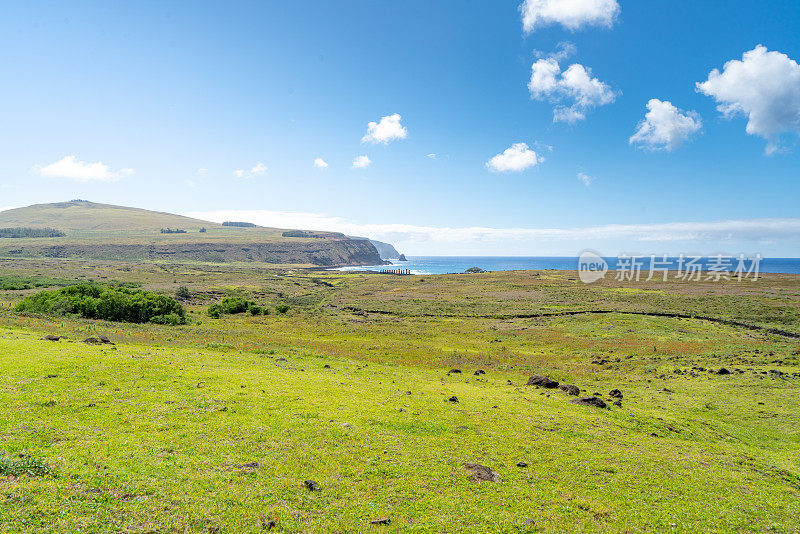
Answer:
276;357;287;362
323;364;331;369
613;399;622;407
98;335;113;344
83;337;100;344
661;388;674;393
369;518;391;525
526;375;559;388
559;384;580;396
717;368;731;375
516;461;528;468
260;517;277;530
464;463;500;482
44;374;58;379
236;462;259;469
43;335;61;341
474;369;485;375
447;396;459;403
609;389;623;399
570;397;607;409
302;480;321;491
448;369;462;374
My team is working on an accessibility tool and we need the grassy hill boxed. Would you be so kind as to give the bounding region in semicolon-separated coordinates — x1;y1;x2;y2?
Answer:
0;200;384;266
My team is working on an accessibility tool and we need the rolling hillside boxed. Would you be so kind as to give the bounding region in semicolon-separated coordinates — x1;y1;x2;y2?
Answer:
0;200;386;266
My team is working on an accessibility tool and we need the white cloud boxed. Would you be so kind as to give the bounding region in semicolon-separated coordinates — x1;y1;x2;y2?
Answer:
234;162;267;179
361;113;408;144
187;208;800;256
629;99;702;151
314;158;329;169
486;143;543;173
197;168;208;175
34;155;133;182
352;155;371;169
520;0;620;32
697;45;800;154
529;52;617;123
577;172;595;186
427;153;437;159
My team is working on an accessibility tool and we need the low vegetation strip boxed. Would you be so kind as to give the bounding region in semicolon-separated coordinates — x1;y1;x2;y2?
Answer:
338;306;800;338
15;284;186;325
0;227;65;238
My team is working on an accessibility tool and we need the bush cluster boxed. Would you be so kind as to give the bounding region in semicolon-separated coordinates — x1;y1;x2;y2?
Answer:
0;227;65;238
15;284;186;325
208;297;267;318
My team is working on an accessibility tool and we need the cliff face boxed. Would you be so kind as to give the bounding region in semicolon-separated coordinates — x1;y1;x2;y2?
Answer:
0;238;384;266
348;237;401;260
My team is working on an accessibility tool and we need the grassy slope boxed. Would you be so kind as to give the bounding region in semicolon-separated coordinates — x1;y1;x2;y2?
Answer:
0;202;382;266
0;262;799;532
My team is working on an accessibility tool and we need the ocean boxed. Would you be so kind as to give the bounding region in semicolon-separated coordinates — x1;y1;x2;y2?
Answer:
332;256;800;275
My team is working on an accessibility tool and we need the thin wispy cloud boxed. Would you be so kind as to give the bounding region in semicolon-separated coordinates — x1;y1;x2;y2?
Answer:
187;208;800;255
313;158;329;169
577;172;595;186
234;162;267;179
34;155;133;182
352;155;371;168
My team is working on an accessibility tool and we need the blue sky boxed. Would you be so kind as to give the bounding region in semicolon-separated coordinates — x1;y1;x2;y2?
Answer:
1;1;799;256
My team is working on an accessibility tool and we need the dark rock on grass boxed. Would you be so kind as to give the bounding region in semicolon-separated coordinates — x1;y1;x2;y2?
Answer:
570;396;607;408
235;461;259;469
464;463;500;482
559;384;580;396
448;369;462;374
43;335;62;341
260;516;277;530
302;480;321;491
717;368;731;375
44;374;58;379
98;335;113;344
369;518;391;525
613;399;622;407
276;357;287;362
83;337;100;344
474;369;485;375
447;396;459;403
323;364;331;369
609;389;623;399
526;375;559;388
516;461;528;468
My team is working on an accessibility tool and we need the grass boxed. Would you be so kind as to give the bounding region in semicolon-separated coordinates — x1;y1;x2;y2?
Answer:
0;259;798;532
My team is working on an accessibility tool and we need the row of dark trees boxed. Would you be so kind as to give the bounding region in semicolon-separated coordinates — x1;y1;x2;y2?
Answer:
0;227;65;238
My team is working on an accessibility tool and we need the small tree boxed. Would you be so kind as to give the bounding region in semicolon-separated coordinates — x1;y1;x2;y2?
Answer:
175;286;191;299
275;303;289;314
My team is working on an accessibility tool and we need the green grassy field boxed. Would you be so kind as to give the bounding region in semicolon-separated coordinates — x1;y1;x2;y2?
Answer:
0;259;798;532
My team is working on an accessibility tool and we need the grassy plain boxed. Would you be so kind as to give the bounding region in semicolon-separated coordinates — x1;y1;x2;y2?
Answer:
0;258;799;532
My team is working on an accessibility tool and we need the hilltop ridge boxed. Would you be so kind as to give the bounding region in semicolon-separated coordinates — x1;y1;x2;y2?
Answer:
0;200;387;266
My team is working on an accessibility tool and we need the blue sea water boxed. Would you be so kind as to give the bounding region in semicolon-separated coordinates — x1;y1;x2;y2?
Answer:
333;256;800;275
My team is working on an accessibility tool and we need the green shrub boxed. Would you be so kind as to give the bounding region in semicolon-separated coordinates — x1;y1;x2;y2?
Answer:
175;286;191;299
15;284;186;325
275;303;289;314
208;297;264;318
0;455;51;477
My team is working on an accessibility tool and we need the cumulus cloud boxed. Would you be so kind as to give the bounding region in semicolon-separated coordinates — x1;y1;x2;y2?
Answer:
697;45;800;154
361;113;408;144
234;162;267;179
520;0;620;32
352;155;371;169
629;99;702;151
529;51;618;123
486;143;543;173
187;208;800;256
34;155;133;182
313;158;329;169
578;172;595;186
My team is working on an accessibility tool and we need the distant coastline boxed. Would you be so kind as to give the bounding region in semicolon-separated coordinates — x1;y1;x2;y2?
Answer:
332;256;800;275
